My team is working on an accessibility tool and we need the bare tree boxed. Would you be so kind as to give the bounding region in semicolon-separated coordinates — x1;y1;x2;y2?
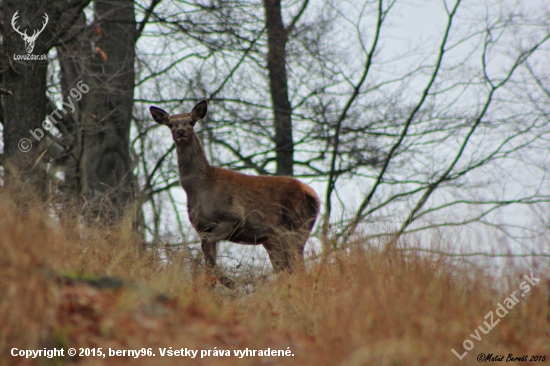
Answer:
132;0;550;254
0;0;163;235
5;0;544;255
1;0;89;193
264;0;309;175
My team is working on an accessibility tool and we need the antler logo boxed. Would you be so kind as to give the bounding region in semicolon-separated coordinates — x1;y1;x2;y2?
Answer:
11;11;49;54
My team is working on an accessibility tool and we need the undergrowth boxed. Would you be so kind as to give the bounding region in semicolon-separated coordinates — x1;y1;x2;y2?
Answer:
0;191;548;365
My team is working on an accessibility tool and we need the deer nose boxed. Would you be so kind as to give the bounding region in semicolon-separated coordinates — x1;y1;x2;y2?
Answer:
177;129;186;137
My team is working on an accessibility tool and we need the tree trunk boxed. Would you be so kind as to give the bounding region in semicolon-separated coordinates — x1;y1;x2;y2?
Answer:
77;0;136;223
2;0;50;192
263;0;294;176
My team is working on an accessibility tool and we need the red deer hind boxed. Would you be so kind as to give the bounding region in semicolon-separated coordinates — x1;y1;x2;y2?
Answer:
150;101;319;287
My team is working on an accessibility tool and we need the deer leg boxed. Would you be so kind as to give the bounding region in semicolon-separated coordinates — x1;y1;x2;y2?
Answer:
263;239;292;273
201;238;217;269
288;232;307;271
201;221;237;288
264;230;307;274
283;230;307;272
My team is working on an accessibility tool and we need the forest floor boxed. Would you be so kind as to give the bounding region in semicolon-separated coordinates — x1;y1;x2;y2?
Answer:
1;192;549;365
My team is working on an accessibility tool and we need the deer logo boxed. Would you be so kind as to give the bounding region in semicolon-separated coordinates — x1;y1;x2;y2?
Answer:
11;11;49;54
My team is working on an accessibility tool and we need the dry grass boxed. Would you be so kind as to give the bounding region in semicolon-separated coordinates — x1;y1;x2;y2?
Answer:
0;191;549;366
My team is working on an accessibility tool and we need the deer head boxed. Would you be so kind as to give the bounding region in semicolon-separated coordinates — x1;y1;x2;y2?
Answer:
150;101;208;147
11;11;49;54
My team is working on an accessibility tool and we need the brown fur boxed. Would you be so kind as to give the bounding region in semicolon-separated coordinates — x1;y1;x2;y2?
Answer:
150;101;319;287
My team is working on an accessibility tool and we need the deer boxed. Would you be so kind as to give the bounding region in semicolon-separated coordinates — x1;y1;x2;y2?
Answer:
150;101;319;288
11;11;49;54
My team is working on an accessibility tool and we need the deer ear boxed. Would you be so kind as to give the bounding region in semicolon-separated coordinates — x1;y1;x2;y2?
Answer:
191;100;208;121
150;106;170;125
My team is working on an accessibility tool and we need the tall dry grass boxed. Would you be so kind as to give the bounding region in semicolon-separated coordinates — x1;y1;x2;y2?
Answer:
0;190;549;365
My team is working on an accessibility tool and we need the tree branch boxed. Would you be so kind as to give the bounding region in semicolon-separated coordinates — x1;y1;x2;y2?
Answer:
390;32;550;245
136;0;162;40
344;0;462;243
285;0;309;36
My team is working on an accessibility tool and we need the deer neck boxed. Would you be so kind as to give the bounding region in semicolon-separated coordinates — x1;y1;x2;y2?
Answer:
176;134;211;194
